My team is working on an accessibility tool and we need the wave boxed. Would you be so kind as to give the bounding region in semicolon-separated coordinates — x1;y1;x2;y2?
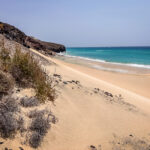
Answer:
93;65;128;73
57;53;150;69
58;53;106;63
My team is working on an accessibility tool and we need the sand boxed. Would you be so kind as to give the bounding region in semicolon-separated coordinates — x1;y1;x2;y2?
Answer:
30;49;150;150
1;48;150;150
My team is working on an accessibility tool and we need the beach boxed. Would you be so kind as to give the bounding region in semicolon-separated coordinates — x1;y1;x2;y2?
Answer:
1;47;150;150
31;49;150;150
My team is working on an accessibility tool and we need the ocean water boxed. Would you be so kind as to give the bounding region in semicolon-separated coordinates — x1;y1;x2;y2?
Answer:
65;47;150;68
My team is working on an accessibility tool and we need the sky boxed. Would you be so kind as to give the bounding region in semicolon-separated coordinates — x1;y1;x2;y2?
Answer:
0;0;150;47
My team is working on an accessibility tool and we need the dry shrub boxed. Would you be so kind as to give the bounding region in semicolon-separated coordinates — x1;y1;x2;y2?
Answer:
0;96;22;138
0;39;56;102
10;46;56;102
10;45;35;87
28;109;47;119
0;112;18;138
28;109;57;148
0;38;11;72
0;71;14;99
29;132;42;148
30;115;50;137
20;97;39;107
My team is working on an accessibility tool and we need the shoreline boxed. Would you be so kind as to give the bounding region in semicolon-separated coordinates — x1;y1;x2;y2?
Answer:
57;53;150;74
54;54;150;99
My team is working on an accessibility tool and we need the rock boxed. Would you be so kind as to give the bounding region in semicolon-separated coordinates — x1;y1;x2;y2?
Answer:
19;147;24;150
0;21;66;54
53;74;61;78
129;134;133;137
104;91;113;97
90;145;97;150
63;81;68;84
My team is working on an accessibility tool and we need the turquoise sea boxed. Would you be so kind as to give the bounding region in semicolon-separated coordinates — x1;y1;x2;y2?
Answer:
65;47;150;68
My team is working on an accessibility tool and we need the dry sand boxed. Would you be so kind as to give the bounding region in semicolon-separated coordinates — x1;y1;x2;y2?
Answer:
31;49;150;150
1;49;150;150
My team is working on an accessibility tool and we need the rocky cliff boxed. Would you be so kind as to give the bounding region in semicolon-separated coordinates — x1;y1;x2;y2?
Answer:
0;21;66;54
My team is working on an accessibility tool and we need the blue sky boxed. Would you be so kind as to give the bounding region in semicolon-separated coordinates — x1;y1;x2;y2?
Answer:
0;0;150;47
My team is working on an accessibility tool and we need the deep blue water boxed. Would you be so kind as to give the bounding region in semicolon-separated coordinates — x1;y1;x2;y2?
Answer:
65;47;150;66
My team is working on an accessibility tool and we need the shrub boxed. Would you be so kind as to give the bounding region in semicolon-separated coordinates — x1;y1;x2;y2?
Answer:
30;114;50;136
0;96;19;113
29;132;42;148
10;45;56;102
10;45;35;87
28;109;57;148
28;109;47;119
0;38;11;72
0;40;56;102
0;71;14;99
0;112;18;138
0;97;20;138
20;97;39;107
28;113;50;148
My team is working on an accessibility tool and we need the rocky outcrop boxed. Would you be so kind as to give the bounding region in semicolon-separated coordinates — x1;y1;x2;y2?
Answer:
25;36;66;54
0;21;66;54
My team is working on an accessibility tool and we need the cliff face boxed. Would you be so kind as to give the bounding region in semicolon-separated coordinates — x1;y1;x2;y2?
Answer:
0;21;66;54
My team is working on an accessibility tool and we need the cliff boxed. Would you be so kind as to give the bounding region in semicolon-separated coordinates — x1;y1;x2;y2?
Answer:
0;21;66;54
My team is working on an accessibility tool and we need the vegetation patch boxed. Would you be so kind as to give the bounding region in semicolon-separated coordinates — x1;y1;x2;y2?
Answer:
28;109;57;148
0;38;56;102
0;71;14;99
0;96;22;138
0;38;57;148
20;97;39;107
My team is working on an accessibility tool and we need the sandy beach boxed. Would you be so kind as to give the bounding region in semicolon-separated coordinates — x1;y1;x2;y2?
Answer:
31;49;150;150
1;48;150;150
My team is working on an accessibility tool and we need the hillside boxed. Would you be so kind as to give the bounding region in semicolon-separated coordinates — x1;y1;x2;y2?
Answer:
0;21;66;54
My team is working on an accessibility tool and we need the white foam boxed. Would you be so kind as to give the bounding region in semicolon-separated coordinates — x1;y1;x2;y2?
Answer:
57;53;150;69
93;65;128;73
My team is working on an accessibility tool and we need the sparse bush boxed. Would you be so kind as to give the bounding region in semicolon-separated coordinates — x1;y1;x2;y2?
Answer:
0;112;18;138
29;132;42;148
0;38;11;72
28;109;47;119
0;96;18;113
0;71;14;99
30;114;50;136
0;97;20;138
17;116;25;133
20;97;39;107
28;109;57;124
10;45;35;87
10;45;56;102
28;109;57;148
28;112;50;148
0;39;56;102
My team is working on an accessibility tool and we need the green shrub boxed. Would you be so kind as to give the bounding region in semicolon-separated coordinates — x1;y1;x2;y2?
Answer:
10;45;35;87
0;71;14;99
0;39;56;102
10;45;56;102
0;38;11;72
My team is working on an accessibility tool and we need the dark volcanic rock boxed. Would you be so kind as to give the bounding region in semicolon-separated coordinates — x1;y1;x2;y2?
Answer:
0;21;27;46
25;36;66;53
0;21;66;54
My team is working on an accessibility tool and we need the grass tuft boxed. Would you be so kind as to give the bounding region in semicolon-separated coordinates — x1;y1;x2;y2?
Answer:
10;45;56;102
0;38;11;72
0;71;14;99
0;39;56;102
